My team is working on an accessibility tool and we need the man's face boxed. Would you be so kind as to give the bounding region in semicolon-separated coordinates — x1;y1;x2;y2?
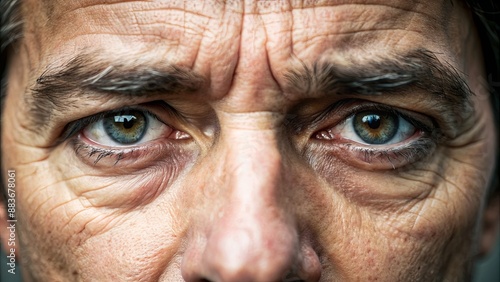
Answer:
0;0;497;281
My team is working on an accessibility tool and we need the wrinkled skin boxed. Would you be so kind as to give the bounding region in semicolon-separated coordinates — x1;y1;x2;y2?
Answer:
0;0;499;281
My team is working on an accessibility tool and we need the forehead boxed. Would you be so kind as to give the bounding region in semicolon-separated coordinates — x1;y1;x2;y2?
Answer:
22;0;472;102
30;0;464;58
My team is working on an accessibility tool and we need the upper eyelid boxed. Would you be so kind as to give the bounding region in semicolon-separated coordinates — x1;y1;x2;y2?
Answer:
313;100;435;133
58;107;164;143
60;101;437;144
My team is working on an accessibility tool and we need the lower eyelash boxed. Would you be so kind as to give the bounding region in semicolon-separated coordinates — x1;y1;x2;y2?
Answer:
71;133;189;168
73;139;126;165
344;137;436;169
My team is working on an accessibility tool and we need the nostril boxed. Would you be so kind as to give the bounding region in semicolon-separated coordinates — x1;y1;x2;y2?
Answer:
197;277;305;282
283;272;306;282
198;276;305;282
283;279;305;282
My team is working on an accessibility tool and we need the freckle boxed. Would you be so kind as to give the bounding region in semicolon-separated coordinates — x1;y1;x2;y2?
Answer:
72;270;78;276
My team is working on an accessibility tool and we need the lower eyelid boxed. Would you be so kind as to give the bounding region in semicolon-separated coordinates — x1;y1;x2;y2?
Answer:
311;130;436;170
71;134;194;169
349;139;436;169
66;139;195;208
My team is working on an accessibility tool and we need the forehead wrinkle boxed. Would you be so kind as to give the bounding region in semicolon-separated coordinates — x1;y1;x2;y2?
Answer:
59;5;212;35
35;0;235;52
291;0;449;21
261;1;453;80
295;5;436;47
48;0;229;20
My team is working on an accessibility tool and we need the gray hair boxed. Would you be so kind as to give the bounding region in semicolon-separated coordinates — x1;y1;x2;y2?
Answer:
0;0;21;104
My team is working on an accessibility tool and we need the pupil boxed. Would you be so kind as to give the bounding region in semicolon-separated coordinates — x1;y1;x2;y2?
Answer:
122;118;134;129
362;115;381;129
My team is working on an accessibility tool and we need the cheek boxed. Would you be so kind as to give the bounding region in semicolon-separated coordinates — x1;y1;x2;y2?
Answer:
73;207;185;280
14;171;86;278
316;199;480;281
15;167;190;280
54;138;198;208
305;151;488;280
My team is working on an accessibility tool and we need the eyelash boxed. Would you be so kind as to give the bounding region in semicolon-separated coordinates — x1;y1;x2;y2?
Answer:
71;140;126;165
63;107;162;165
64;101;438;167
314;102;439;168
343;136;436;169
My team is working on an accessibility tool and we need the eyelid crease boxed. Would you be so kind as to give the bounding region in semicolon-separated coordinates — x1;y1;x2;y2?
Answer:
310;99;437;136
58;106;164;144
287;99;355;134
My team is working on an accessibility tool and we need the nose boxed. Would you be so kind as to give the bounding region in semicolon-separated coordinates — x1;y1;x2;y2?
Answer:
181;126;321;282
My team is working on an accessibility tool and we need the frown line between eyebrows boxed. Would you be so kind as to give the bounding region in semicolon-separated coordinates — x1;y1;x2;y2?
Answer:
28;54;205;130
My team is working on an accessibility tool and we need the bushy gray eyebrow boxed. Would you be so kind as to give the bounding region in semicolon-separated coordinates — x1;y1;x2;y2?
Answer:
29;55;205;129
284;48;472;105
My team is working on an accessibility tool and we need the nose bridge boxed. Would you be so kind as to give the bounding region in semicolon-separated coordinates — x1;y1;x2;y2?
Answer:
224;122;282;203
200;115;299;281
218;113;289;229
222;125;291;246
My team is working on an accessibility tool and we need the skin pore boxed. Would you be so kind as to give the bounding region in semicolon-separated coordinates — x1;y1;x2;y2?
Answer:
0;0;499;281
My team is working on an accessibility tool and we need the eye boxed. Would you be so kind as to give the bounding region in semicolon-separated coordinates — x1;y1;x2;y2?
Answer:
351;110;414;145
82;109;180;147
326;110;416;145
312;103;437;170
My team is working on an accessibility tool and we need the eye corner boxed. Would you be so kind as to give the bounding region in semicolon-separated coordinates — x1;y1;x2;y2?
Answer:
308;105;439;170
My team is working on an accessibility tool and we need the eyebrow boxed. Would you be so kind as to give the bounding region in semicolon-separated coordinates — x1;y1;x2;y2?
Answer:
30;55;205;129
29;49;471;132
284;48;472;111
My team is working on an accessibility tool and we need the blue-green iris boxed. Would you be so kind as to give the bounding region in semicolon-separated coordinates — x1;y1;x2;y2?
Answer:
103;110;147;144
353;111;398;144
